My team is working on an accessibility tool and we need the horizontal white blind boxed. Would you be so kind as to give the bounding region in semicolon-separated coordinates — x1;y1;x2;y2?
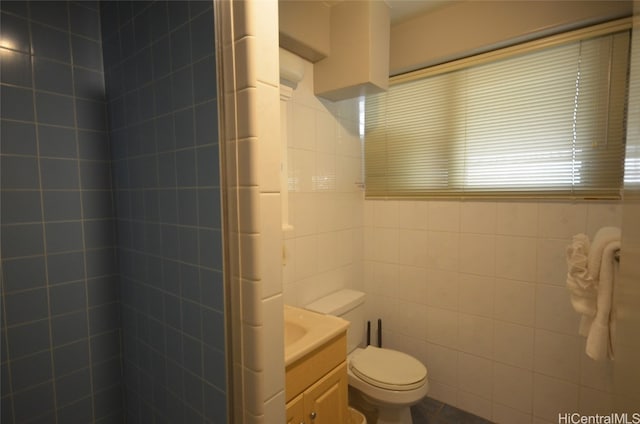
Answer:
365;24;630;199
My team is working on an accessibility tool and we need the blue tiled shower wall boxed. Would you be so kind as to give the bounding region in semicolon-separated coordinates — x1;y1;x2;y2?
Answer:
1;1;226;423
100;1;226;423
1;1;122;422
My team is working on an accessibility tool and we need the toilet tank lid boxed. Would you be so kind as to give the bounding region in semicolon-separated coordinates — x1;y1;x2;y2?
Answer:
306;289;365;316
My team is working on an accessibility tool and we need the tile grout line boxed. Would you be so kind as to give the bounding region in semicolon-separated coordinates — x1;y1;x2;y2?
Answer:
25;0;60;421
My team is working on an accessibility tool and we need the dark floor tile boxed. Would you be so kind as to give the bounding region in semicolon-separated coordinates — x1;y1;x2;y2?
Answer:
410;397;494;424
438;404;493;423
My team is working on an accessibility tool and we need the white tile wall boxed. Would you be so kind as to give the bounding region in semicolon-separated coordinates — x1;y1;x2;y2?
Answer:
282;56;363;307
363;198;622;423
277;32;624;424
220;1;285;422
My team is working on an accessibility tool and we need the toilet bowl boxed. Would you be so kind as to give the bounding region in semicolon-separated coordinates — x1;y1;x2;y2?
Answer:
306;290;428;424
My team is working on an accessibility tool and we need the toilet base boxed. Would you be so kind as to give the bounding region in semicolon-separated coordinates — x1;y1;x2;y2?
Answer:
349;386;414;424
377;405;413;424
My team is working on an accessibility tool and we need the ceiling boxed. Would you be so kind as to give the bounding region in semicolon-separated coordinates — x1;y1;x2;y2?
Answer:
386;0;456;24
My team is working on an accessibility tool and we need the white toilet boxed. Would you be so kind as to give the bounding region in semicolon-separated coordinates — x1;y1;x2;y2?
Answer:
306;289;428;424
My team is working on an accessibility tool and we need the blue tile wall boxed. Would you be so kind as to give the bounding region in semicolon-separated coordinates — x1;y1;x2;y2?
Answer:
0;2;122;423
100;1;226;423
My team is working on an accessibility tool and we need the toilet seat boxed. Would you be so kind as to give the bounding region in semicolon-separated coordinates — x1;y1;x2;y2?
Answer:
350;346;427;391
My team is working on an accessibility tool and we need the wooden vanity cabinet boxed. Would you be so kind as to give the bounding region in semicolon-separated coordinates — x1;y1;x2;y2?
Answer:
285;333;348;424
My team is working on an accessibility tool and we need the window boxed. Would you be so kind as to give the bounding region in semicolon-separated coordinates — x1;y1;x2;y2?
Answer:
365;20;631;199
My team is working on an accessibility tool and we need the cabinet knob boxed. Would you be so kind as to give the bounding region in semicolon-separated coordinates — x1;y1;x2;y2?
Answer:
310;411;317;420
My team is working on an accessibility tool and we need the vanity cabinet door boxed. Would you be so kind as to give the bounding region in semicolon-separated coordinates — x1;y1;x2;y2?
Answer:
286;393;305;424
303;362;348;424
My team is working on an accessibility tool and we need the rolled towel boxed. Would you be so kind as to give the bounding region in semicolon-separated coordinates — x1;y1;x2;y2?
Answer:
566;234;596;321
585;240;620;360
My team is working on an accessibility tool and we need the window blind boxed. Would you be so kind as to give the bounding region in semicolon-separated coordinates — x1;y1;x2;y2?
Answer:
365;20;631;199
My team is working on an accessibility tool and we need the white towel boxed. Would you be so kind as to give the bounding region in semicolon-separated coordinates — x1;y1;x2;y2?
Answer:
565;227;620;360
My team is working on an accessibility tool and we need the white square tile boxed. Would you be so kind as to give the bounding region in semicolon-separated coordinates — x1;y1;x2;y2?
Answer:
232;0;253;39
534;329;582;383
425;343;458;387
458;352;493;398
315;110;337;154
495;236;537;282
398;266;428;303
533;374;578;423
429;201;460;232
317;232;340;273
230;186;261;233
579;351;614;392
493;320;534;369
264;391;286;424
458;274;494;317
373;200;399;228
396;300;427;340
243;323;264;371
426;231;460;271
371;262;399;298
290;192;317;236
262;295;285;399
458;313;493;358
236;87;258;139
492;403;533;424
494;279;535;326
253;1;279;86
294;235;317;280
586;203;621;238
493;362;533;413
457;391;493;421
496;202;538;237
243;411;264;424
578;387;613;415
459;233;495;277
235;36;257;89
398;229;428;267
240;233;261;281
316;193;341;233
372;227;399;264
534;285;580;335
425;269;459;311
363;201;374;227
428;381;458;407
426;307;458;348
291;104;316;151
363;228;374;261
233;138;260;187
393;334;427;365
336;229;354;267
461;201;497;234
536;238;569;286
290;148;315;193
538;203;588;239
241;278;263;326
243;366;265;415
398;200;428;230
314;152;336;191
283;238;295;286
336;116;362;158
335;155;360;192
259;193;283;298
256;82;281;192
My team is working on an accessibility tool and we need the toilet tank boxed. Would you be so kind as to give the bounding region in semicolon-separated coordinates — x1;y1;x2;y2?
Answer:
306;289;365;353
